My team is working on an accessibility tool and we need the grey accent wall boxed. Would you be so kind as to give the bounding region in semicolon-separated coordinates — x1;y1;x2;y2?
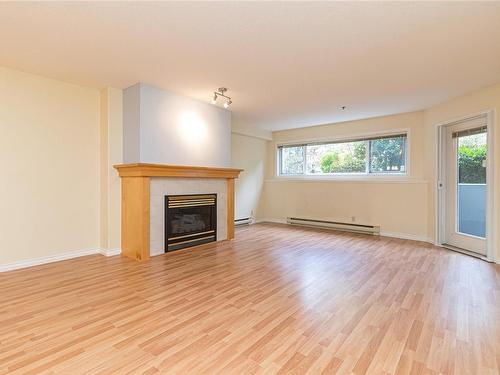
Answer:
122;83;141;163
122;83;231;167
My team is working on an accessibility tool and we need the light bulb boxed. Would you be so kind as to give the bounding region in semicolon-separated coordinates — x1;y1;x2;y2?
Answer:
224;100;232;109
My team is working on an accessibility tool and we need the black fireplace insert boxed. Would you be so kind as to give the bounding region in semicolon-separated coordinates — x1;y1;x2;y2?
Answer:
164;194;217;252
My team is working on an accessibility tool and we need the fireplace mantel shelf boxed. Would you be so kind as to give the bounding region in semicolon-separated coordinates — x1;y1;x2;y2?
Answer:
114;163;242;179
114;163;242;261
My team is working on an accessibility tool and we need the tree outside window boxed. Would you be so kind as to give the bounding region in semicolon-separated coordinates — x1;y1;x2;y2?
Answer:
458;133;486;184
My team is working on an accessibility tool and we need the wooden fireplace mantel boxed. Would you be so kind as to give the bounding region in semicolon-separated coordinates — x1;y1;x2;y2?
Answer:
114;163;242;261
114;163;242;179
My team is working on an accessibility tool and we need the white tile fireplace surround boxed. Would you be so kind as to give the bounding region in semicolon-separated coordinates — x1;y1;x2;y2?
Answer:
150;178;227;256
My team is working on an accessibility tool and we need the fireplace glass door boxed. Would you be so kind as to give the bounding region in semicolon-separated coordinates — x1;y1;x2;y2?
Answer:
165;194;217;251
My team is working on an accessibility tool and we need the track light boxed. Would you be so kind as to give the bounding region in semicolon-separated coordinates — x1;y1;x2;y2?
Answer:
211;87;232;109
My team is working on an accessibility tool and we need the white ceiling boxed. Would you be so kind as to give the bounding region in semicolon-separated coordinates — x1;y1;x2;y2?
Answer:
1;2;500;131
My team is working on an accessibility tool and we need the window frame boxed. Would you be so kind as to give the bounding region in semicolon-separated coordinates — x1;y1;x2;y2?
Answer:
276;130;410;179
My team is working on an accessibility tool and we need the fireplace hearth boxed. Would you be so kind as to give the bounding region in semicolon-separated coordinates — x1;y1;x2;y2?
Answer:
165;194;217;252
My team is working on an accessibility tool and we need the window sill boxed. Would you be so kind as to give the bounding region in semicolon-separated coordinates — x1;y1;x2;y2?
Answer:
268;175;428;184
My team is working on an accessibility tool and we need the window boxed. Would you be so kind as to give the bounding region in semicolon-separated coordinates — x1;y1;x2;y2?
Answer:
278;133;407;176
368;136;406;173
279;145;305;175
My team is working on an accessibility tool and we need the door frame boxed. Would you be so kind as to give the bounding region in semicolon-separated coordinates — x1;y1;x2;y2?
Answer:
435;110;495;262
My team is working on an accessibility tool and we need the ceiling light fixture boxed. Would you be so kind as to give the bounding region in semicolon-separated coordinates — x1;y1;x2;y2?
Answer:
211;87;232;109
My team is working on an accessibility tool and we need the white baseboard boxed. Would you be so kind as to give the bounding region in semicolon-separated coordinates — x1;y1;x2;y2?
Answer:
254;217;287;224
258;220;498;262
0;247;122;273
150;249;164;257
254;218;434;244
0;248;99;273
99;248;122;257
379;231;434;244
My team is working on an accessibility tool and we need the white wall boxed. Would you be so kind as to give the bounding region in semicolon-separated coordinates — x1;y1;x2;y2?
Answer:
0;66;101;265
123;83;231;167
231;133;267;220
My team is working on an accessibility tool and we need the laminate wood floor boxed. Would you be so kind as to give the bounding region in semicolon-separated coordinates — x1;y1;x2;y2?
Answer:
1;223;499;374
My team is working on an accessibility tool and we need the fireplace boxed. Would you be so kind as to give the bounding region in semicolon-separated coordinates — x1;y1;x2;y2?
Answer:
165;194;217;252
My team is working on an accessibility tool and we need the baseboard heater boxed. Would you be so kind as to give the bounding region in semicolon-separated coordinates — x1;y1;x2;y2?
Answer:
287;217;380;235
235;217;253;226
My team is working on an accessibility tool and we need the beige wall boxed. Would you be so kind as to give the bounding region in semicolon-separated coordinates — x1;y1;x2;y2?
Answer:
99;87;123;251
259;111;430;240
0;66;235;268
1;64;498;266
423;83;500;260
0;66;100;264
231;133;267;221
267;111;426;180
240;85;500;260
261;180;428;238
